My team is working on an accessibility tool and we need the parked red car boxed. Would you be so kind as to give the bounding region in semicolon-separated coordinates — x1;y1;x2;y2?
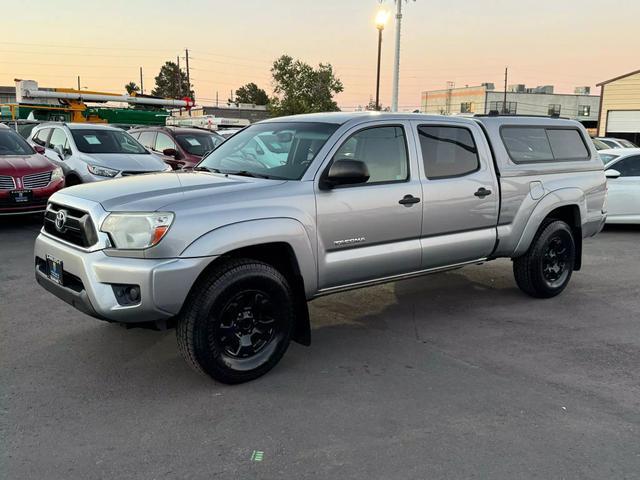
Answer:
129;126;225;169
0;125;65;215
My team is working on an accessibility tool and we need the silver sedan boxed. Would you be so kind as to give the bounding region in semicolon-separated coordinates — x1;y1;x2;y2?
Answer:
600;148;640;224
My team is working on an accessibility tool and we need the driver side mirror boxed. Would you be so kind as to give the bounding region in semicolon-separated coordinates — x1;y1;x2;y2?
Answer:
33;145;45;154
320;159;370;190
162;148;180;159
605;169;621;179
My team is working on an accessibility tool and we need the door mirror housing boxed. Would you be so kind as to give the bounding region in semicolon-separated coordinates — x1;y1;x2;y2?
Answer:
320;159;370;190
33;145;45;154
162;148;180;159
605;168;621;179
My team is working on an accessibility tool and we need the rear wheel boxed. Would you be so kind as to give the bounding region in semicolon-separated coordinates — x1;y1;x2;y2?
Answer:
513;219;576;298
177;258;294;384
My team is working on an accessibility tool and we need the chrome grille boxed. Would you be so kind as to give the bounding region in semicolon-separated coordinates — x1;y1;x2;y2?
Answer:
0;175;15;190
23;171;52;189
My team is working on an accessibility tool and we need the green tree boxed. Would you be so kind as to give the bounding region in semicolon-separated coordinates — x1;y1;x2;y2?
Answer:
151;61;193;99
124;81;140;95
232;83;269;105
268;55;343;116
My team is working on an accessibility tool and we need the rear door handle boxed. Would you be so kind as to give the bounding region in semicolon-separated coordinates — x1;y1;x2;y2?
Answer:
399;194;421;206
474;187;492;198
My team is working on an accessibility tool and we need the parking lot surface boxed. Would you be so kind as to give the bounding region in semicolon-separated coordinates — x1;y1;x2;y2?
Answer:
1;215;639;479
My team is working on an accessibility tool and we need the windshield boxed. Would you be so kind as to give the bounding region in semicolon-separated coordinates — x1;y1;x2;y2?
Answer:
0;129;35;156
198;122;338;180
175;132;224;157
619;139;637;148
600;153;619;164
70;129;149;154
592;138;609;150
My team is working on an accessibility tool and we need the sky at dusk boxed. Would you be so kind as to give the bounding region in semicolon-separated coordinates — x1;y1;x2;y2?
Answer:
1;0;638;111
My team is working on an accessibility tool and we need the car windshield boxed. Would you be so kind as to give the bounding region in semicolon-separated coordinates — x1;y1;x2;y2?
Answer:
600;153;619;164
198;122;338;180
592;138;609;150
619;139;637;148
175;132;224;157
0;129;34;156
70;128;149;154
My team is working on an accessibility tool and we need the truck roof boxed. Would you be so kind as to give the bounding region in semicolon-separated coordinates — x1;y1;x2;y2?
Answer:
260;111;583;129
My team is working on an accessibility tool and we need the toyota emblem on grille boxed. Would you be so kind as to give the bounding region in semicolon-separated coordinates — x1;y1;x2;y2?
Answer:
55;210;68;232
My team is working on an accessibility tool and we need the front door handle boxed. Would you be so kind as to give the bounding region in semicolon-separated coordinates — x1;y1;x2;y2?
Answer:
474;187;492;198
399;194;421;206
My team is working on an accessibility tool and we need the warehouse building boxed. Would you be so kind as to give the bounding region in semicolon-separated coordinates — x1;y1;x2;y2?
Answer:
420;83;600;129
596;69;640;145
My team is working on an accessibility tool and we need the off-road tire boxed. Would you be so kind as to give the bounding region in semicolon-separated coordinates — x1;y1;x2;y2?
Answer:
176;258;294;384
513;219;576;298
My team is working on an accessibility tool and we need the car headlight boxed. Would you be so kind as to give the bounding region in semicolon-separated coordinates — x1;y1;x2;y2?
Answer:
101;212;174;249
87;164;119;177
51;166;64;182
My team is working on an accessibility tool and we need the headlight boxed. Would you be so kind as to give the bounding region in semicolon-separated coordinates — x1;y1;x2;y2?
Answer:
51;166;64;182
101;212;174;249
87;164;119;177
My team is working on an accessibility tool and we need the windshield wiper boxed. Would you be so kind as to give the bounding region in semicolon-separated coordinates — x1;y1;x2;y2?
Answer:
193;166;223;173
225;170;273;179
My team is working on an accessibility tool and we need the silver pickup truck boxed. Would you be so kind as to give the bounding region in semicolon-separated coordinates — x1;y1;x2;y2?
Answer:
34;113;607;383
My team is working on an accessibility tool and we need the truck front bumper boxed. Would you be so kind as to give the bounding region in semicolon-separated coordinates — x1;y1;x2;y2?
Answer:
34;232;214;323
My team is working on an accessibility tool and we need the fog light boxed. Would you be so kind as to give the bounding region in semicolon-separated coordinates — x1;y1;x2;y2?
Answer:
112;284;141;306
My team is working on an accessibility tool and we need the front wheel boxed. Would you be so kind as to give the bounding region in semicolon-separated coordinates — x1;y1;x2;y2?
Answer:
176;258;294;384
513;219;576;298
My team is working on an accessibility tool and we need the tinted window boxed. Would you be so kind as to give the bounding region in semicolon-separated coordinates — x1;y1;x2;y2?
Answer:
70;129;148;154
155;132;176;152
32;128;51;146
334;126;408;184
49;129;70;155
601;139;618;148
502;127;590;163
547;129;589;160
199;122;338;180
175;133;222;157
137;131;155;149
0;129;33;155
418;126;479;179
612;156;640;177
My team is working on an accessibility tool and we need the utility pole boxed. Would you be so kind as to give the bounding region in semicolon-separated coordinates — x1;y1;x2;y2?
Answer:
503;66;508;114
77;76;80;91
216;91;219;107
185;48;192;115
391;0;403;112
139;67;144;95
176;55;182;115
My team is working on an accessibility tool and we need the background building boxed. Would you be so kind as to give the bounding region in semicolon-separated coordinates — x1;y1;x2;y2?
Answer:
421;83;600;129
597;69;640;144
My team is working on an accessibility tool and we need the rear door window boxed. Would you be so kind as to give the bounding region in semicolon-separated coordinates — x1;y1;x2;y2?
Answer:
417;125;480;179
502;127;590;163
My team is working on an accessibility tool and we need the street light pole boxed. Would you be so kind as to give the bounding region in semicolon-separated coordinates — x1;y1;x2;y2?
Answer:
375;27;383;110
375;10;389;111
391;0;403;112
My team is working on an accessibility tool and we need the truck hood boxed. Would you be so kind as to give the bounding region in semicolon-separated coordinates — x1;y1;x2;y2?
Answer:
59;171;286;212
80;152;167;172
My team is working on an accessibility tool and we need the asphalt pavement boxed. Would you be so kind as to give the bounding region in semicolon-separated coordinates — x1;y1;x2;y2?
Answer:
1;215;639;479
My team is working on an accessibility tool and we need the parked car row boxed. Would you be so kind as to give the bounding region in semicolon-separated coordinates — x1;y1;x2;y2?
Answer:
600;148;640;224
592;136;638;150
0;121;234;215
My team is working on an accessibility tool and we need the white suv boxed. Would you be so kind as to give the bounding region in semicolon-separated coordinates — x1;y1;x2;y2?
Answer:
29;123;170;185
